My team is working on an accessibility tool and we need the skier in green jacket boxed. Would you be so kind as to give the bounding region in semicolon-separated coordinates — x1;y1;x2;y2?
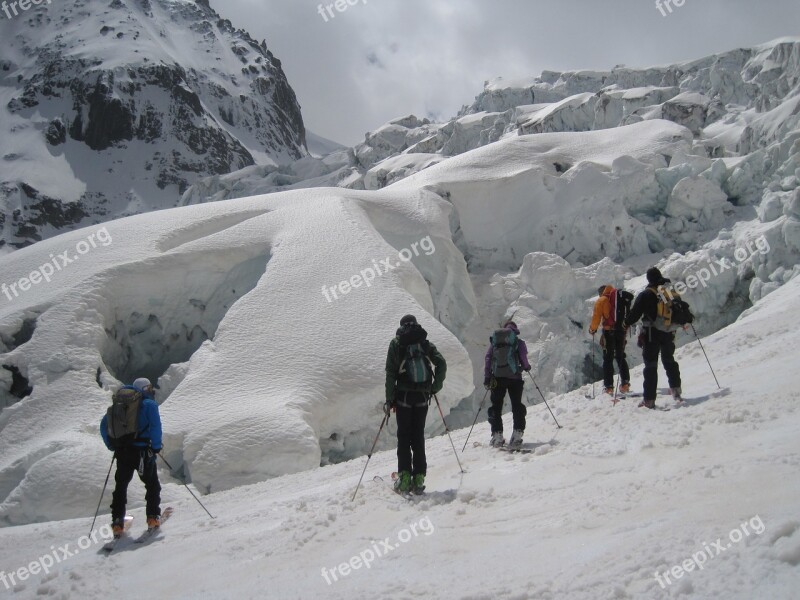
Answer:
384;315;447;494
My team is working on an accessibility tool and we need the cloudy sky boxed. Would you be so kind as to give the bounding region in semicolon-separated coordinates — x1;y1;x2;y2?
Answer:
214;0;800;146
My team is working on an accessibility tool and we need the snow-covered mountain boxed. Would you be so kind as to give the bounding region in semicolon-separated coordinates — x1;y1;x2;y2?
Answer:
0;0;307;250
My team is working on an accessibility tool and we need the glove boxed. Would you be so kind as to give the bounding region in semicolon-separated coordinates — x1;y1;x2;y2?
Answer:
383;402;393;417
523;365;531;372
483;376;491;389
152;448;161;455
431;384;443;395
589;329;596;336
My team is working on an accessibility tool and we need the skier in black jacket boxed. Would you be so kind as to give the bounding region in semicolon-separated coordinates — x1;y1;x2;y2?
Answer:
625;267;682;408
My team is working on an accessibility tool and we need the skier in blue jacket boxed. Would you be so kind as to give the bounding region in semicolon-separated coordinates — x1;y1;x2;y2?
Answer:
100;377;163;534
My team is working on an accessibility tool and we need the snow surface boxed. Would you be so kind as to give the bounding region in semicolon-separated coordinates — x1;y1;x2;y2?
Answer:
0;275;798;599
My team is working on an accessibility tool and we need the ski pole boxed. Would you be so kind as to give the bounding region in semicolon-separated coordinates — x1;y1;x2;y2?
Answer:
89;453;115;536
525;371;562;429
462;387;490;452
592;334;597;400
433;394;465;473
158;454;216;519
690;323;721;389
352;413;388;501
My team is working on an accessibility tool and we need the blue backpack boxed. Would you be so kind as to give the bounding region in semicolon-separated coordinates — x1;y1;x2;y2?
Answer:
490;328;520;378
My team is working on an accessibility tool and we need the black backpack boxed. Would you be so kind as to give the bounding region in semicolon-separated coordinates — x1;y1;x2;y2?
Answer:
106;388;143;449
615;290;634;330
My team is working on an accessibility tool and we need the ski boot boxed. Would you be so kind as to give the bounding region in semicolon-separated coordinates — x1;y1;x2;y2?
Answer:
111;518;125;538
490;431;505;447
509;429;524;449
394;471;412;493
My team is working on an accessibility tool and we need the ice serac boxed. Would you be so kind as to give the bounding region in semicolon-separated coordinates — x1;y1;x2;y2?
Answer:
0;185;474;523
0;0;307;250
179;38;800;199
396;120;692;271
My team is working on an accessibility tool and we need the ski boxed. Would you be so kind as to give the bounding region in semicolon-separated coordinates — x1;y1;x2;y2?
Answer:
102;515;134;553
637;401;671;411
373;474;406;498
620;389;677;398
498;446;534;454
134;506;174;544
373;475;414;500
472;441;534;454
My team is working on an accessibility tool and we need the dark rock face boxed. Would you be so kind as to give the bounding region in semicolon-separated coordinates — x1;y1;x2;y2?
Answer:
0;183;89;249
0;0;307;248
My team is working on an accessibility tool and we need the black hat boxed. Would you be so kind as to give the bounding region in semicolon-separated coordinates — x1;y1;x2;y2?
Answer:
400;314;417;326
646;267;665;285
598;285;607;296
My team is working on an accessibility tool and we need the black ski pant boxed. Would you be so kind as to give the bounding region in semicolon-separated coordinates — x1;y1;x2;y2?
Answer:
487;377;526;433
110;446;161;522
641;327;681;401
395;392;429;476
602;329;630;388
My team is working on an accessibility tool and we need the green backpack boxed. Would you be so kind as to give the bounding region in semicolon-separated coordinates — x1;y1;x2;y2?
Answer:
491;328;520;378
399;342;432;384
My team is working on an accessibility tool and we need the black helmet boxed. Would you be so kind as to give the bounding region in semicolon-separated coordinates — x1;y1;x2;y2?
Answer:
646;267;666;285
400;314;417;326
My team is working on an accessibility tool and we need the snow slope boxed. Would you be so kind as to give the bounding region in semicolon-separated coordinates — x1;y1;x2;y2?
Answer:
0;269;798;599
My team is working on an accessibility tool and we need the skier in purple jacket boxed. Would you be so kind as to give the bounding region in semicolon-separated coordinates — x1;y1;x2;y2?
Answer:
484;321;531;448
